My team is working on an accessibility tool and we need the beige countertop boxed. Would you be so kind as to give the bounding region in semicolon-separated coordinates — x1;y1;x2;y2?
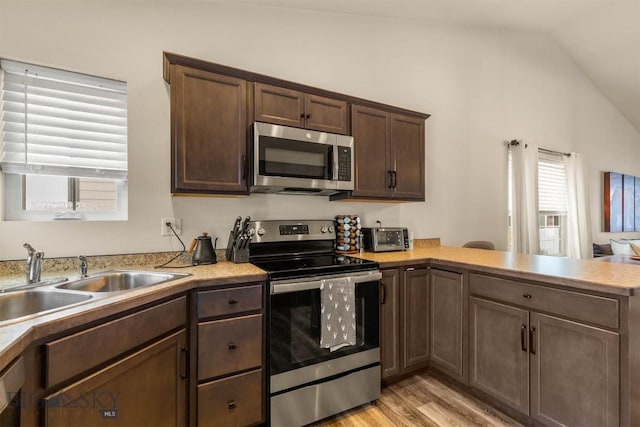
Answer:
352;246;640;296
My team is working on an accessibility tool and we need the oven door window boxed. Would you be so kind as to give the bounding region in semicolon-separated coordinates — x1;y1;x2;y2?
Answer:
258;136;332;180
269;281;379;376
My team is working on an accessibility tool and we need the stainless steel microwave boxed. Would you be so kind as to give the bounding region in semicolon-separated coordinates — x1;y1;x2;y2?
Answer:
362;227;409;252
251;122;354;196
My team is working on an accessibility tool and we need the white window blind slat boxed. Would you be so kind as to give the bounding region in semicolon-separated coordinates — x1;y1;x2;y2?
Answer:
0;59;127;179
538;153;567;212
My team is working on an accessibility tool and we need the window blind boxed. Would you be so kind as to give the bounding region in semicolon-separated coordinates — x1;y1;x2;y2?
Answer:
0;59;127;179
538;153;567;212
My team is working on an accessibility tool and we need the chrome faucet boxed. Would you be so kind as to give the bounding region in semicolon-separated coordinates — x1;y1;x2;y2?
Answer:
78;255;88;278
23;243;44;284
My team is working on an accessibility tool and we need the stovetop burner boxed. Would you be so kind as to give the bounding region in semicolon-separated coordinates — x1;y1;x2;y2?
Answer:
247;219;379;281
251;253;378;281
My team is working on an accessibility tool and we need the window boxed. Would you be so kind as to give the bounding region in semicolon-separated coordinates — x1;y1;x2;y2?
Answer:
537;153;567;255
0;59;127;220
508;150;568;256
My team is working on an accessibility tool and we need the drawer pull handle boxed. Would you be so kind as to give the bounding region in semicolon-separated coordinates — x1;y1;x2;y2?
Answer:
530;327;536;354
523;294;532;299
228;343;237;350
228;400;236;410
520;324;528;352
228;299;239;305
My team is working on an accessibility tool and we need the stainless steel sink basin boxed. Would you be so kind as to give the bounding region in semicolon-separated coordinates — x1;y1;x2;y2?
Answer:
0;290;92;322
55;270;189;293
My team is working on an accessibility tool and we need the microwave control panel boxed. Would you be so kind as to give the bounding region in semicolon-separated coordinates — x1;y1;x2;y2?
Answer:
337;147;352;181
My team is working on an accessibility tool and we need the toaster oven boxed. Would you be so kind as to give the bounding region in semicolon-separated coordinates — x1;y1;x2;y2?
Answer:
362;227;409;252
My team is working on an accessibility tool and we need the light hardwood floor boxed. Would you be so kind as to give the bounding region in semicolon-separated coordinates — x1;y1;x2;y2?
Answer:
314;372;522;427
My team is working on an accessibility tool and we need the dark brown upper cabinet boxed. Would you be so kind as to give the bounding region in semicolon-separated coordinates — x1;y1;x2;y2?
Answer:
254;83;349;135
163;52;428;198
165;63;250;195
332;105;425;201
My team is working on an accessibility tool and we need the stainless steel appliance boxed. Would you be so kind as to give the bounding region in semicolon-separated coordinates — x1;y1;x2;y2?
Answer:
362;227;409;252
251;122;354;195
248;220;381;426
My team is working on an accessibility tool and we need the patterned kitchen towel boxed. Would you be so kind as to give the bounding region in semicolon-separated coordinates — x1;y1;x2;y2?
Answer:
320;277;356;352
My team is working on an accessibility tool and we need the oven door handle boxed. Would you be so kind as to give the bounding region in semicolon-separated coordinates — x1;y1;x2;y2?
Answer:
271;271;382;295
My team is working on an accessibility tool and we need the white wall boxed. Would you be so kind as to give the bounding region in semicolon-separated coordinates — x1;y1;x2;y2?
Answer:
0;1;638;260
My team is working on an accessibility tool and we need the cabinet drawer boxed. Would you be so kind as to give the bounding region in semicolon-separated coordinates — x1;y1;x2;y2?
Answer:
198;285;262;318
45;296;186;388
197;369;263;427
470;274;618;329
198;314;262;380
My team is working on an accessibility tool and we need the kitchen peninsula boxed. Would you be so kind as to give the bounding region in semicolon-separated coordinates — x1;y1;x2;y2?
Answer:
0;246;638;426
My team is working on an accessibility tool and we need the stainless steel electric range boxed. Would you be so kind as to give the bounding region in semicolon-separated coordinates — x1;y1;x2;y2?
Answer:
248;219;381;427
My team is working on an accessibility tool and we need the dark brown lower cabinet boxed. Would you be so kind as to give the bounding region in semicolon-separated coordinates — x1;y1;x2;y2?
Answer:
196;284;265;427
197;369;263;427
429;268;465;381
469;297;530;414
43;330;188;426
380;268;400;379
402;267;430;370
470;297;620;427
380;266;429;382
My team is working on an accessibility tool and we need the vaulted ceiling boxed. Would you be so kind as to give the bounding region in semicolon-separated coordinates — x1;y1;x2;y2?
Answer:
228;0;640;132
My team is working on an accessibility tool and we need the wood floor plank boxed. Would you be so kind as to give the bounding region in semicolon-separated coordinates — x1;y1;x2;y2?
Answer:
315;372;522;427
414;373;521;427
418;401;472;426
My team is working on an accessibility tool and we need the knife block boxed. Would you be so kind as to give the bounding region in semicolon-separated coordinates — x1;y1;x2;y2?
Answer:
225;230;250;263
231;247;250;264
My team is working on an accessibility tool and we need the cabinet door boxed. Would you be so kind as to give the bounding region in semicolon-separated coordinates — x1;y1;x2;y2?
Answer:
402;267;430;372
390;113;425;200
254;83;305;128
304;94;349;134
469;297;529;415
351;105;391;198
43;330;188;426
171;65;248;194
430;269;464;380
380;268;401;380
530;313;619;427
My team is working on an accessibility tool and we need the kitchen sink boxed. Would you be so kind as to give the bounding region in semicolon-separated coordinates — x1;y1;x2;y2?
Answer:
55;270;189;293
0;290;93;322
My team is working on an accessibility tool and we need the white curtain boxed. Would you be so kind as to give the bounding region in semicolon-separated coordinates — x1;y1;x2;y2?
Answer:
564;153;593;259
510;142;540;254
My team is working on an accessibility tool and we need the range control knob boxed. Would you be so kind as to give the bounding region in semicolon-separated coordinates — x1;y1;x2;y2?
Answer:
257;227;266;236
248;228;255;236
320;226;328;233
328;225;335;233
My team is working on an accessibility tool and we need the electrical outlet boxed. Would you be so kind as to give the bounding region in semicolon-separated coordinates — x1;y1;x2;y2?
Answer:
161;218;182;236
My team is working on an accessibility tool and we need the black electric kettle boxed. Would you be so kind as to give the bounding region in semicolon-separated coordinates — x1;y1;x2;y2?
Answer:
189;232;217;265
